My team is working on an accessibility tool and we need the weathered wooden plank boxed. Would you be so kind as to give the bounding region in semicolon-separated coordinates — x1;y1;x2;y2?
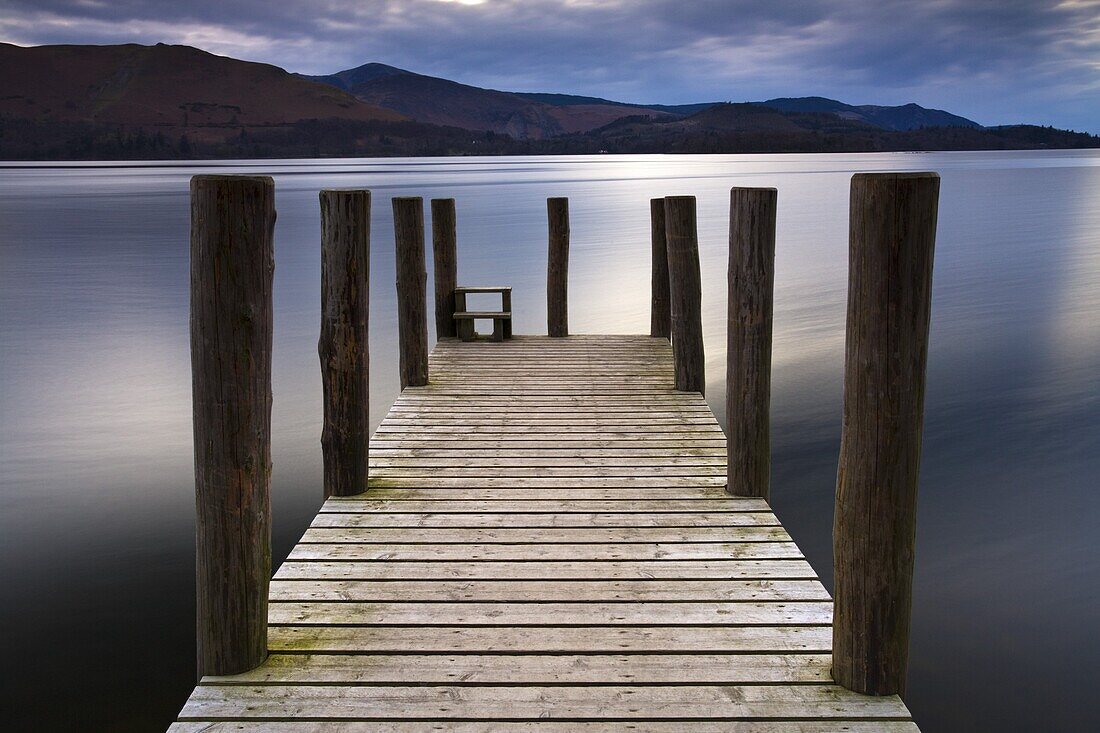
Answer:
370;456;727;467
321;499;771;512
287;542;803;562
362;477;730;487
204;652;834;685
268;624;834;653
171;722;921;732
298;526;792;544
273;560;819;581
310;512;780;528
267;579;830;602
268;601;832;626
178;684;908;721
342;488;738;500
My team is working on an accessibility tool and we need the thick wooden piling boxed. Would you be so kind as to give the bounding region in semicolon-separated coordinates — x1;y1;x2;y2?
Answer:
650;198;671;339
833;172;939;696
726;188;777;499
664;196;705;395
547;197;569;337
319;189;371;498
393;196;429;388
432;198;458;339
189;175;274;677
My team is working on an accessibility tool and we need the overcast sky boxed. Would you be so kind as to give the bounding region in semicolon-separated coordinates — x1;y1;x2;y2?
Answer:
2;0;1097;131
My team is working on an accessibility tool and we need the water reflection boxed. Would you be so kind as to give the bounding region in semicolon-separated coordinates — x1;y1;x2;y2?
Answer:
1;151;1098;731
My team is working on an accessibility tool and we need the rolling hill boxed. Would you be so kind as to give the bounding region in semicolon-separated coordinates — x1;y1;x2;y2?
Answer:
0;43;1095;159
301;63;669;139
0;43;403;144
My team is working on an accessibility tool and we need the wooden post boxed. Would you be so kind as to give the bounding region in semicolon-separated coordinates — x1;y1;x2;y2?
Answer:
190;175;274;678
319;189;370;499
547;197;569;337
650;198;671;339
727;187;777;499
393;196;429;388
833;172;939;696
431;198;458;339
664;196;705;395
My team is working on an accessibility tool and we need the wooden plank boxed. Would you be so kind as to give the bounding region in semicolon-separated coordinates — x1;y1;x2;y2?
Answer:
268;601;833;626
178;684;909;721
342;488;739;500
273;560;819;581
267;579;830;602
298;527;792;544
287;542;804;562
310;512;781;528
320;499;771;512
204;652;834;684
171;723;922;732
267;624;834;653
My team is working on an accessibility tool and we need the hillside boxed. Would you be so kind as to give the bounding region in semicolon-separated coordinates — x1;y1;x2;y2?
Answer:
302;63;668;139
0;43;403;147
757;97;980;131
0;44;1095;159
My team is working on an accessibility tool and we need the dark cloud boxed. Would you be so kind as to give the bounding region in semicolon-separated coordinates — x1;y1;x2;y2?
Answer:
1;0;1097;131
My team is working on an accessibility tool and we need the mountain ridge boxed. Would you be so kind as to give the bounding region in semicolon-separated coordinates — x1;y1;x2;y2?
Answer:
0;43;1095;159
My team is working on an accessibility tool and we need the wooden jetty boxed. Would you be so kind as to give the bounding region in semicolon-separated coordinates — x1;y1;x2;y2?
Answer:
174;176;937;730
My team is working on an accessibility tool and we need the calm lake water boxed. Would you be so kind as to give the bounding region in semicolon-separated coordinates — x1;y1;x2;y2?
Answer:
1;151;1098;731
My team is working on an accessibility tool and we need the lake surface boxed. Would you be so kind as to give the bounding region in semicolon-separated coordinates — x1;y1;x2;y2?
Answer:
1;151;1097;731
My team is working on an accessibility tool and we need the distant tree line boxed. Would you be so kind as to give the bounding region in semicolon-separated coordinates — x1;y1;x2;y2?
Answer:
0;115;1095;160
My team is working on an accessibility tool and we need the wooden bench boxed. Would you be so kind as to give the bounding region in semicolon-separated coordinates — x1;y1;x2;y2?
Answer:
454;286;512;342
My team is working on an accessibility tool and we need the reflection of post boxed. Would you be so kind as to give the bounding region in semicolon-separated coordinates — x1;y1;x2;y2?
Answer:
393;196;429;388
726;187;776;499
190;174;274;678
650;198;671;339
547;197;569;337
431;198;457;339
664;195;705;394
833;172;939;697
319;189;370;499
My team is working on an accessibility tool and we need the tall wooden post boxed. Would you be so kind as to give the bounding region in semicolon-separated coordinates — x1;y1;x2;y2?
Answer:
650;198;671;339
319;189;370;499
833;172;939;696
547;197;569;337
190;175;274;678
431;198;458;339
664;196;705;395
393;196;429;388
727;188;777;499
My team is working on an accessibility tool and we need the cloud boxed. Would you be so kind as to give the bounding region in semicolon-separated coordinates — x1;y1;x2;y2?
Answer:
1;0;1097;131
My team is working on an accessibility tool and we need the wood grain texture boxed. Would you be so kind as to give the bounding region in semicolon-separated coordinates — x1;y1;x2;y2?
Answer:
727;187;777;499
546;197;569;337
393;196;429;387
431;198;458;339
319;189;370;498
174;334;917;729
664;196;705;394
833;172;939;697
190;174;274;677
650;198;671;339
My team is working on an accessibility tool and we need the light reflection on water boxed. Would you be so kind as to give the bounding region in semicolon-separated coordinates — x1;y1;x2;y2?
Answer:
1;151;1098;731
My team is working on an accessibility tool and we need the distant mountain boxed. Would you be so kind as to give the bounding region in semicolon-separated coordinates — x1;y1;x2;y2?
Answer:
1;44;1095;160
757;97;980;131
301;63;670;139
0;43;403;141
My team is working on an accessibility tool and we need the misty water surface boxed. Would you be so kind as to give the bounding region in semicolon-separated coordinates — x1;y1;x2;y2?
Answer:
1;151;1098;731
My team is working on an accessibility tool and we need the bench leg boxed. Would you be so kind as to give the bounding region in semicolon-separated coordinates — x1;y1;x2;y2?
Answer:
457;319;475;342
491;318;505;342
501;292;513;339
